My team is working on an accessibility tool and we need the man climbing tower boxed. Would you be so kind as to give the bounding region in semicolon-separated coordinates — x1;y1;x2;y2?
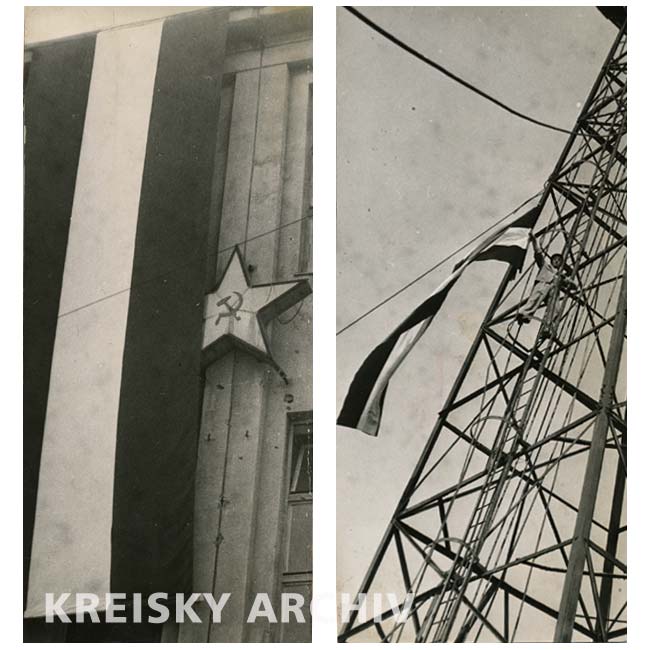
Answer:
516;234;577;330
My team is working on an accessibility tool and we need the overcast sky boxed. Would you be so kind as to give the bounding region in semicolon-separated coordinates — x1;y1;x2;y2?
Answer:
336;5;617;609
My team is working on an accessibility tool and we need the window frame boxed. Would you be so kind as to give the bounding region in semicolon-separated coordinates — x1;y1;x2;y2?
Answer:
274;411;313;642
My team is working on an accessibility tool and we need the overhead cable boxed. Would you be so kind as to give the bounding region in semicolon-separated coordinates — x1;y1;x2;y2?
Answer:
344;6;572;136
336;192;542;337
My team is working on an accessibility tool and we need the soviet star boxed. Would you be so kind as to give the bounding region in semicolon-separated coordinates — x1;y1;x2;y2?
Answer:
202;247;312;367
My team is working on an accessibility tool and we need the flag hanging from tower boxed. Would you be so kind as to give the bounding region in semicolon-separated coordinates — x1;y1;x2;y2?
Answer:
337;206;541;436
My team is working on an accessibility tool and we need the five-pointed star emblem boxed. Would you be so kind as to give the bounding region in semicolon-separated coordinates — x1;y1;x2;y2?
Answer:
202;247;312;367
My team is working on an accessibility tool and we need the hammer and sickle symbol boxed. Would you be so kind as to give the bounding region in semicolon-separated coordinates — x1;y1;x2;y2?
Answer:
215;291;244;326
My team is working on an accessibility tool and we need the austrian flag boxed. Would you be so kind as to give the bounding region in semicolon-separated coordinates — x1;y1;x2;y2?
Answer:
337;206;541;436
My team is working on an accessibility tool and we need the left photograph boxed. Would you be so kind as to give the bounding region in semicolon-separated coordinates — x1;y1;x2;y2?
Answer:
24;6;313;643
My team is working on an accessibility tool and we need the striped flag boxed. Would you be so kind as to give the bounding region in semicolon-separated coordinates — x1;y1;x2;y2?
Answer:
337;206;541;436
24;9;228;618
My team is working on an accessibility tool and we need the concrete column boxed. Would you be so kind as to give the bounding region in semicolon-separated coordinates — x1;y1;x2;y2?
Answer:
217;68;260;278
205;81;234;289
277;67;312;281
244;64;290;282
207;354;270;642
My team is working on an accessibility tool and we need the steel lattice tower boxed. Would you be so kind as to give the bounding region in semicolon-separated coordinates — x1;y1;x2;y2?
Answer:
340;19;626;644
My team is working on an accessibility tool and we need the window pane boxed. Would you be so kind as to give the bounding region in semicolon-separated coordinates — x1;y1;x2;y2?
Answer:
290;423;312;494
279;582;312;643
285;501;312;574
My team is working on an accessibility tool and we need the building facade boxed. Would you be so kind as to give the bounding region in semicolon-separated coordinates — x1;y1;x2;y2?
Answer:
173;6;313;644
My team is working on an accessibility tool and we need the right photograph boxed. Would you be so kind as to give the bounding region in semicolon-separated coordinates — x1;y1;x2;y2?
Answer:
336;6;626;643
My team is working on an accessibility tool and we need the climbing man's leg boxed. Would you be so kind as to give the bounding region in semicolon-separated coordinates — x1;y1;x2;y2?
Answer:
518;283;549;322
540;295;564;342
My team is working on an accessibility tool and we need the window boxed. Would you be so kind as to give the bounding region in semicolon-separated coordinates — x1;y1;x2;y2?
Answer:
277;413;312;642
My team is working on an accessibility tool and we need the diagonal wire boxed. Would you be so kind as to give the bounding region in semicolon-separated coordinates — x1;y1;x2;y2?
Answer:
344;6;572;135
336;192;541;336
55;215;310;320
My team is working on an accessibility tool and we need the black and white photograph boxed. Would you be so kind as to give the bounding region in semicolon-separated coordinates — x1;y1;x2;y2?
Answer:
13;2;643;646
23;6;312;642
337;6;626;642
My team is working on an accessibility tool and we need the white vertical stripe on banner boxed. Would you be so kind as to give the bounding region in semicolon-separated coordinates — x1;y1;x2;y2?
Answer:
357;271;461;436
25;21;163;618
491;226;530;248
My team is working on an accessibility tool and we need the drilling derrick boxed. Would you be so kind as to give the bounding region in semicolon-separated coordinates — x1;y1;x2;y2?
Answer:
340;17;626;644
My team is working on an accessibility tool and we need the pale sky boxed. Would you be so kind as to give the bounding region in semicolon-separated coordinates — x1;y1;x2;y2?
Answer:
336;5;617;619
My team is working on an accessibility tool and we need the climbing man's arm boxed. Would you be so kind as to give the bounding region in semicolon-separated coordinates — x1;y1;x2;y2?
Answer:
529;234;545;269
